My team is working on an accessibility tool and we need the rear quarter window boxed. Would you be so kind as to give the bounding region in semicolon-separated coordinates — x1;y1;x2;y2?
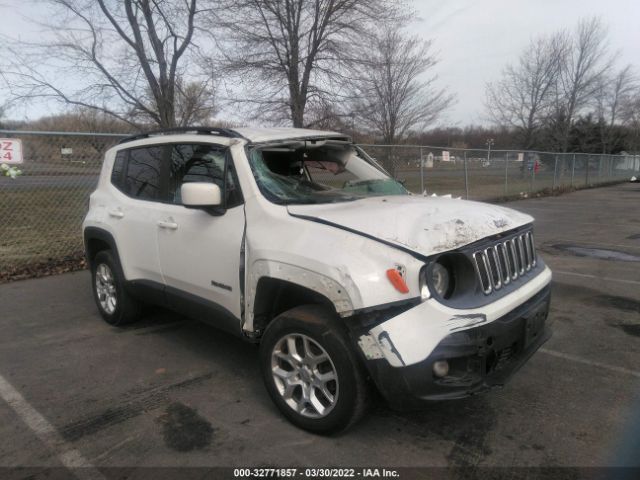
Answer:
110;151;127;191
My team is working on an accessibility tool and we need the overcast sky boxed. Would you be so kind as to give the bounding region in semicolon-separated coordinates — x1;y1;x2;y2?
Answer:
413;0;640;125
1;0;639;126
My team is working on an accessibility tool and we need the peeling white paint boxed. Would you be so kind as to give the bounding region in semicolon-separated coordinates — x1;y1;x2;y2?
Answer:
244;259;355;332
447;314;487;332
357;334;385;360
377;332;405;366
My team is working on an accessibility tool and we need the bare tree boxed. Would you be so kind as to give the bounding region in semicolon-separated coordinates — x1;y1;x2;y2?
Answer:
621;88;640;152
485;33;565;149
595;65;637;153
347;24;454;145
553;17;614;151
174;79;217;126
131;78;218;127
1;0;209;128
212;0;400;127
303;98;354;131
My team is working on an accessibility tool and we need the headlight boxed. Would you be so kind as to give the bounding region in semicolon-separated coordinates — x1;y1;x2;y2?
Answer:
419;261;453;300
420;253;475;302
431;262;452;298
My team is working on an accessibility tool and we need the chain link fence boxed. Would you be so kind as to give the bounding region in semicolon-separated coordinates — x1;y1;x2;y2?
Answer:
1;130;639;277
361;144;640;200
0;130;126;278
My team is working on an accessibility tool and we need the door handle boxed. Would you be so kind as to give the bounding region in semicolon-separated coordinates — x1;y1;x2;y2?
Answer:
108;209;124;219
157;220;179;230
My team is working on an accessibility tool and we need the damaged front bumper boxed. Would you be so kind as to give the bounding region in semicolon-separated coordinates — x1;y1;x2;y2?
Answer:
352;266;552;410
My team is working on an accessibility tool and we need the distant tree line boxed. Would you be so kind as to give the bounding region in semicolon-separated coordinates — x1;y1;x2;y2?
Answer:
485;17;639;154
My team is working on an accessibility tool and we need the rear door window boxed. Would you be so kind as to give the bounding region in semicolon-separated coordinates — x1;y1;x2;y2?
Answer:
123;146;165;201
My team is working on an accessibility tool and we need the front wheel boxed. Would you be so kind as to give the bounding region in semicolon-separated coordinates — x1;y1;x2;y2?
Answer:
259;305;368;434
91;250;141;326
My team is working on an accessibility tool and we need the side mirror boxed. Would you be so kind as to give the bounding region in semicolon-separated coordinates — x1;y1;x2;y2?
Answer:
181;183;223;213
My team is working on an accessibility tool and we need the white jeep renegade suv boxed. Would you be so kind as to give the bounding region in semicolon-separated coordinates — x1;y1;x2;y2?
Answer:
83;127;552;433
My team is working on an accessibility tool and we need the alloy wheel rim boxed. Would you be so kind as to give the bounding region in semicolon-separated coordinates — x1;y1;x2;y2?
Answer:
95;263;117;315
270;333;339;418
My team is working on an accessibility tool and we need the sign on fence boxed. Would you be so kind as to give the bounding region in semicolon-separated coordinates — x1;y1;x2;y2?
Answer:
0;138;23;164
441;151;450;162
61;147;73;156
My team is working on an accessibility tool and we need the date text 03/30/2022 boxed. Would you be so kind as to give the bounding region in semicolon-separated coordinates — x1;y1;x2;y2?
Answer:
233;468;400;478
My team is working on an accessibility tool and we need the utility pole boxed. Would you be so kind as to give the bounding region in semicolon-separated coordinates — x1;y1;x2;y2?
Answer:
486;138;494;165
464;151;469;199
504;152;509;196
420;147;424;194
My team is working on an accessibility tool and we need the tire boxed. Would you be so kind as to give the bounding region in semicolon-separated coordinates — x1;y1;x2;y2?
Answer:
259;304;368;434
91;250;141;326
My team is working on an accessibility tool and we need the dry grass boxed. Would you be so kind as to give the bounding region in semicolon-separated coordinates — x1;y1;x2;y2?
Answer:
1;186;91;270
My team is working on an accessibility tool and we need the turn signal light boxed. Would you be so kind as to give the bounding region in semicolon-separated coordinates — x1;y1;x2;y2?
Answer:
386;269;409;294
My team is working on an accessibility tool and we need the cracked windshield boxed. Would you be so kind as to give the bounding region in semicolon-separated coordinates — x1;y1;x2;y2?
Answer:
249;144;408;204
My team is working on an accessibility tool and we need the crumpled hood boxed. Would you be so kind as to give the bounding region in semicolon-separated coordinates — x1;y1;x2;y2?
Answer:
287;195;533;257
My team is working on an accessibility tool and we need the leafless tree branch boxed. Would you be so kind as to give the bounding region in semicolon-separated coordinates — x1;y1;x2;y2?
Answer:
345;23;454;145
209;0;404;127
485;33;565;149
1;0;211;128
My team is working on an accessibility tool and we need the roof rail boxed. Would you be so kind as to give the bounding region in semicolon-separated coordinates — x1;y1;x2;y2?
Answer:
118;126;246;144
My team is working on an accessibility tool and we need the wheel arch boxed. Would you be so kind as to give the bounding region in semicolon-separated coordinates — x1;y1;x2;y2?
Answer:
251;277;337;335
83;227;121;270
246;260;356;337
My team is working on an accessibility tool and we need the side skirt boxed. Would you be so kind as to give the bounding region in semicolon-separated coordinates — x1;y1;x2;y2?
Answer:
125;279;244;339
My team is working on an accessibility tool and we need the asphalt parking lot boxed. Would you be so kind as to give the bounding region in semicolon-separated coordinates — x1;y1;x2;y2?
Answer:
0;183;639;476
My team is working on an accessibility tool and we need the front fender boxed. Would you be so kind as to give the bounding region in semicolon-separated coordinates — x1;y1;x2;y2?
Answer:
244;259;360;333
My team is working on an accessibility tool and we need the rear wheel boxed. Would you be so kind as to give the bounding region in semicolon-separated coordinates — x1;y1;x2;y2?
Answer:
91;250;141;326
259;305;368;434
